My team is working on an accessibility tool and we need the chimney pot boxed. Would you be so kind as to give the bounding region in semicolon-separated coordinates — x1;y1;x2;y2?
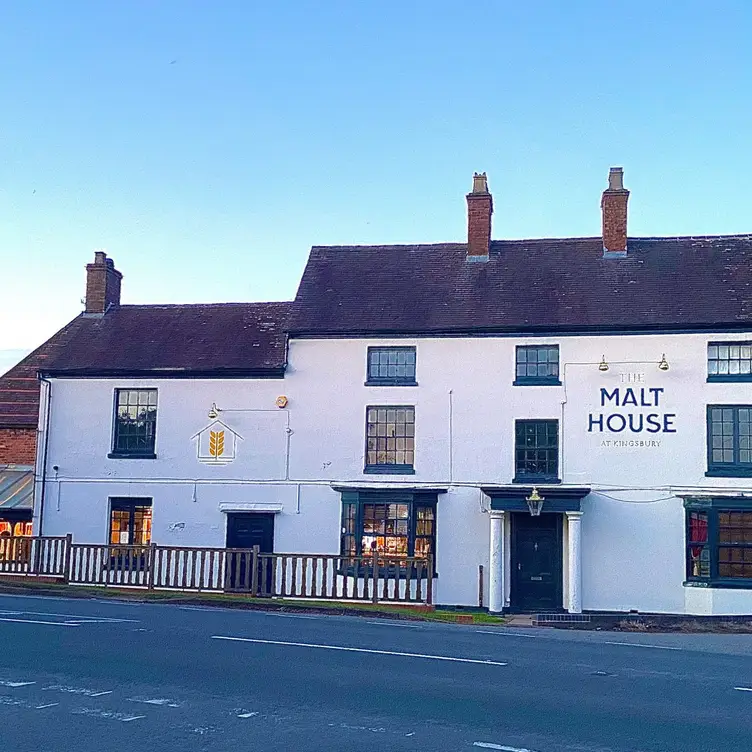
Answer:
85;250;123;314
466;172;493;261
601;167;629;255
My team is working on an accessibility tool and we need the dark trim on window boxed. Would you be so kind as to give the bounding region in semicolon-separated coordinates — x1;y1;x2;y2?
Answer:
512;378;562;387
684;497;752;587
108;452;157;460
512;475;562;485
365;346;417;386
513;419;560;484
708;375;752;383
514;345;560;386
707;341;752;383
364;465;416;475
706;404;752;477
340;490;437;576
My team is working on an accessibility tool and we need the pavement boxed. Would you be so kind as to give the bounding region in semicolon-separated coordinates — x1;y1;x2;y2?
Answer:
1;595;752;751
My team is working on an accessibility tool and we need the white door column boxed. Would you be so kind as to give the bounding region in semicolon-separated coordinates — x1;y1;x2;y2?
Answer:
566;511;583;614
488;511;506;613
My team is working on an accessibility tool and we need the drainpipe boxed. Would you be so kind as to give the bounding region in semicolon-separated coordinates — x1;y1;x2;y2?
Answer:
35;377;52;536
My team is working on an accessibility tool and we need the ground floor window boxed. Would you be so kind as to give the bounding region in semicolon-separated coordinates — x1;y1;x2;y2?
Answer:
0;520;32;537
340;492;436;567
109;498;152;545
685;498;752;584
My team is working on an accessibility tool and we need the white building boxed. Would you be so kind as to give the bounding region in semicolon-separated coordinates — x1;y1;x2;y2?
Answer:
33;169;752;615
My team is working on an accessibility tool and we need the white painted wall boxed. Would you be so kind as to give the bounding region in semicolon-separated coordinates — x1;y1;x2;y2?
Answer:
37;331;752;614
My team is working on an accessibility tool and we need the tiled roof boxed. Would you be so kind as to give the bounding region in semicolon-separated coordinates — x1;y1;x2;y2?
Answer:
42;302;291;377
0;323;82;427
291;235;752;335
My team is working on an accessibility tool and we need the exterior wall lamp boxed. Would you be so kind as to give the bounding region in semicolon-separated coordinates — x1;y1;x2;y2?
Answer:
598;356;609;372
525;487;545;516
658;354;670;371
207;403;220;419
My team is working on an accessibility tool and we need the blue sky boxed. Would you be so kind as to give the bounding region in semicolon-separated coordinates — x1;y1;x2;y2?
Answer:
1;1;750;371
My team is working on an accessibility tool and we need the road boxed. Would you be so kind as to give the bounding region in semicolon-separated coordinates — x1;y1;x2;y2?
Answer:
1;595;752;751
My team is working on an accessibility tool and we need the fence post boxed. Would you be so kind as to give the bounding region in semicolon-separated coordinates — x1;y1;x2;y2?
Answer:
147;543;157;590
251;545;260;596
371;543;378;604
478;564;484;609
63;534;73;584
426;554;434;605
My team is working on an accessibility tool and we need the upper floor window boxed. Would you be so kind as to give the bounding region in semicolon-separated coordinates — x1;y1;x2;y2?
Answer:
365;406;415;474
110;389;158;459
706;405;752;477
514;345;560;385
708;342;752;381
514;419;559;483
366;347;417;386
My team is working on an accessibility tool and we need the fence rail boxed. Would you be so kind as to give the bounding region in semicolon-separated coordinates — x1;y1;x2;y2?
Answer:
0;536;434;605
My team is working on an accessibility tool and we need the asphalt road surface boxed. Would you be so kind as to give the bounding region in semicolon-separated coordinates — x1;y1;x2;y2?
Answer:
1;594;752;751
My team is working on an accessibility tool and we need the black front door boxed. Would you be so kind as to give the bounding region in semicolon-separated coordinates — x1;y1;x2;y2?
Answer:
226;513;275;592
511;513;562;612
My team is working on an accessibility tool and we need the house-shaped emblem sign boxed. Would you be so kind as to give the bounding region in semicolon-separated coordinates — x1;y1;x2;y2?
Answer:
191;419;243;465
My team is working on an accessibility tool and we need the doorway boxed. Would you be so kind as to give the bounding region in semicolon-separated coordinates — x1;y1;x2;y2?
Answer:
225;513;275;592
510;513;562;612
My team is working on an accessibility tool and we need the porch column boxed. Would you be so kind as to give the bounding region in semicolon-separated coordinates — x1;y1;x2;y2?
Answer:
488;511;506;613
566;511;583;614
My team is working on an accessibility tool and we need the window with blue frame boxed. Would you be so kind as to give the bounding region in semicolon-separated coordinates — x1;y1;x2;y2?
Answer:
708;342;752;381
706;406;752;477
514;345;560;385
685;499;752;585
514;419;559;483
366;347;417;386
365;406;415;474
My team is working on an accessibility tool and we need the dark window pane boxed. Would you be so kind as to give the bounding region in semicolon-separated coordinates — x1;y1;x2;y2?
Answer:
515;345;559;382
367;347;416;384
514;419;558;479
365;406;415;469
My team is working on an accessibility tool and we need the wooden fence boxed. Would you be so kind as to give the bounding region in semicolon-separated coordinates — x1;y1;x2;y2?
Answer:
0;536;434;605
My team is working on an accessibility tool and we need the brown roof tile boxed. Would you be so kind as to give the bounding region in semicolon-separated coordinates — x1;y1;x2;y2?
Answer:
291;235;752;335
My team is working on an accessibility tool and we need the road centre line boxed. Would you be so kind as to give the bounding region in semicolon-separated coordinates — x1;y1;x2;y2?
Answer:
473;743;537;751
603;641;682;651
0;617;79;627
14;610;139;623
734;687;752;692
128;697;180;707
475;630;537;638
0;680;35;688
211;635;508;666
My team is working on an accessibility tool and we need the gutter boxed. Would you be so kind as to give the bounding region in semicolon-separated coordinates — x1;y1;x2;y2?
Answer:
35;377;52;535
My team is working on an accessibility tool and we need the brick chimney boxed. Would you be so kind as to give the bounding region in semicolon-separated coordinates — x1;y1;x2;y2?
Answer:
601;167;629;256
466;172;493;261
85;251;122;314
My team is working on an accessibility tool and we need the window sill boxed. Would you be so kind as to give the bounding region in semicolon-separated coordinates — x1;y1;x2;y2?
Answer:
513;379;562;387
707;375;752;383
108;452;157;460
364;381;419;387
705;467;752;478
512;476;562;485
684;579;752;590
364;465;416;475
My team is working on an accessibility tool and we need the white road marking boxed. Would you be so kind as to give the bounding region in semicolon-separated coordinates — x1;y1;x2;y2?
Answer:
212;635;508;666
265;613;319;620
128;697;180;707
237;712;259;718
473;743;537;751
36;703;59;709
0;680;35;688
12;610;139;623
734;686;752;692
43;685;113;698
0;611;22;615
475;630;537;638
366;620;422;628
603;641;682;651
73;708;146;722
0;617;79;627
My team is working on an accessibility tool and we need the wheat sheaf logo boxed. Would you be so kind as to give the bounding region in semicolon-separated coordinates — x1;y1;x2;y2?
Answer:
209;430;225;458
192;420;242;465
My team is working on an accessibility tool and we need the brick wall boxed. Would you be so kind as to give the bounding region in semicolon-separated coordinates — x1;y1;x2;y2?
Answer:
0;428;37;465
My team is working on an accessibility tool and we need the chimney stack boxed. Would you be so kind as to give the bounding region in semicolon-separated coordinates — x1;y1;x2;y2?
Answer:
601;167;629;256
85;251;122;314
466;172;493;261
